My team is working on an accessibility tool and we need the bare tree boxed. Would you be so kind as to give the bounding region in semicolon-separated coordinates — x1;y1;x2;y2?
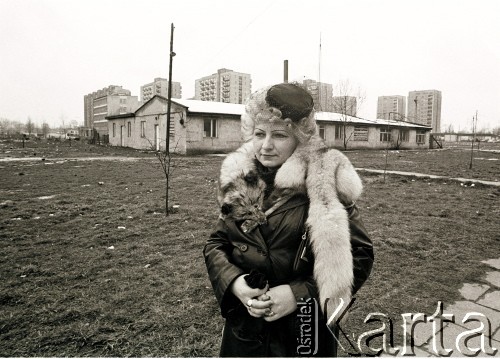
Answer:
25;117;35;135
42;122;50;138
13;121;23;135
332;79;365;150
387;112;408;150
0;118;11;136
146;135;183;216
69;119;79;129
382;112;411;181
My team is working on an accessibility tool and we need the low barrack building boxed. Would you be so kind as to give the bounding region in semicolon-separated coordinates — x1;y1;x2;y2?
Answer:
105;95;432;154
316;112;432;150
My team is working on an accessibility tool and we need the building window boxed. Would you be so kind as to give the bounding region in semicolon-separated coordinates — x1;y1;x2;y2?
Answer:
353;126;368;141
127;122;131;137
335;125;343;139
319;125;326;140
141;121;146;138
112;123;116;137
416;130;426;144
400;130;409;142
380;128;391;142
203;118;217;138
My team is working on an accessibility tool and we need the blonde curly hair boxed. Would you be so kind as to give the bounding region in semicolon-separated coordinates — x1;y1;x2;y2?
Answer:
241;83;318;144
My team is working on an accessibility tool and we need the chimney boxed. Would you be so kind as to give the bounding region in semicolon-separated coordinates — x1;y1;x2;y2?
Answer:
284;60;288;83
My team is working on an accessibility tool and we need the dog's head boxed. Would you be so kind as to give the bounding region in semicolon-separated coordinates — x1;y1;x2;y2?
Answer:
219;171;266;224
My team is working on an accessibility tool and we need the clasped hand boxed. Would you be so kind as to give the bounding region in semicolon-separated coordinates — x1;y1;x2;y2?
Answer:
230;275;297;322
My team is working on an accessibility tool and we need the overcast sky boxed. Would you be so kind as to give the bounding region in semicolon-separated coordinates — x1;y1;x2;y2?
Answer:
1;0;499;131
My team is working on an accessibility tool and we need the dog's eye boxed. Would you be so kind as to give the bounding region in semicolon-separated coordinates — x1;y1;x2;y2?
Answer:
221;203;232;215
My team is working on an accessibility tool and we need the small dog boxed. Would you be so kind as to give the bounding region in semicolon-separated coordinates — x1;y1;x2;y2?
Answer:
218;170;267;232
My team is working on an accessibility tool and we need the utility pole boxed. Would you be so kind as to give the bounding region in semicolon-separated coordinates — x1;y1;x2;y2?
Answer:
166;23;175;156
165;22;175;216
469;111;478;169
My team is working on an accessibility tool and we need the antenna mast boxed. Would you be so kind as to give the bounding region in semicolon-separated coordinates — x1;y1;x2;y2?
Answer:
318;32;322;83
318;32;322;111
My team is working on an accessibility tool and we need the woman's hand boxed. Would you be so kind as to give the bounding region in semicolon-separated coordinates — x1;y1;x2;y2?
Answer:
259;284;297;322
230;275;272;317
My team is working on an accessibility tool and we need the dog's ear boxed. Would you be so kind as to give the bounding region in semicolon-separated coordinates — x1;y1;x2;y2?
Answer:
221;203;233;215
243;171;259;186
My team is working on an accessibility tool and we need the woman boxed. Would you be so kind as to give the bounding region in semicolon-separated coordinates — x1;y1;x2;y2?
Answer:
203;83;374;357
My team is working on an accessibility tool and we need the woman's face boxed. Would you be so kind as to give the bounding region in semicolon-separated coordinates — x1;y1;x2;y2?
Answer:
252;122;298;168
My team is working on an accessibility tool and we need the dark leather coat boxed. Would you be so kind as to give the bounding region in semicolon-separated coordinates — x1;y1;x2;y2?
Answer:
204;193;374;357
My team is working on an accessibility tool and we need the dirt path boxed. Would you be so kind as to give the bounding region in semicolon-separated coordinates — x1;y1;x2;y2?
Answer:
356;168;500;187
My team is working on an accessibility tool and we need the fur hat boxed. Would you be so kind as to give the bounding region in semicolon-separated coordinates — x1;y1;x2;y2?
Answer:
241;83;318;143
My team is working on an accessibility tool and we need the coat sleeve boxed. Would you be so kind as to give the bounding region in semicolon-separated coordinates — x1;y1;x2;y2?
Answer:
289;204;374;300
203;219;245;317
347;204;374;295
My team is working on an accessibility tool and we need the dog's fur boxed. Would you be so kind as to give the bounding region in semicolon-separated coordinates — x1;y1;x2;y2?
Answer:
218;169;267;225
218;140;363;317
218;142;267;227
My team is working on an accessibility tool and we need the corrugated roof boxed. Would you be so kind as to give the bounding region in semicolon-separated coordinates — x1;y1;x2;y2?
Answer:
315;111;431;128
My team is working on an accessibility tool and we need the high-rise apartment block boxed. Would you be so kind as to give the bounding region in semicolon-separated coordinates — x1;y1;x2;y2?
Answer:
407;90;442;132
377;95;407;120
302;79;333;112
195;68;251;104
332;96;357;116
84;85;139;128
141;78;182;103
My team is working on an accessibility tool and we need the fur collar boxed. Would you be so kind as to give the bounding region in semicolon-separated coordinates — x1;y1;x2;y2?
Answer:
218;141;363;316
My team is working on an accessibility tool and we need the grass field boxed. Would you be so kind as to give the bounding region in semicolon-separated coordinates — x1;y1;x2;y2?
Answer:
347;143;499;183
1;139;499;356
